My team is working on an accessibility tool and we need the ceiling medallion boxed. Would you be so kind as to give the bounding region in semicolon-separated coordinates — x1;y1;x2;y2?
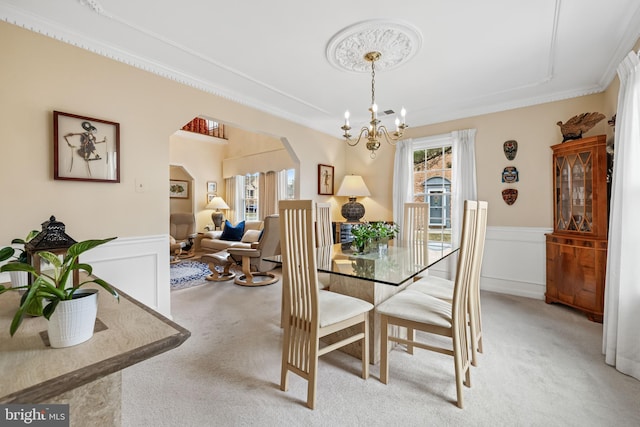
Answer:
326;19;423;73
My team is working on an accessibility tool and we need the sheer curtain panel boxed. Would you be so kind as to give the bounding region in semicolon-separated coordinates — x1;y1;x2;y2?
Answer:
451;129;478;246
261;171;277;217
603;50;640;381
225;176;245;224
392;138;413;233
276;169;288;206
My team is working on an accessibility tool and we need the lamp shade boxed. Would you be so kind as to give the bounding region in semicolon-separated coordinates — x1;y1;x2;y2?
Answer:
336;175;371;197
206;196;229;211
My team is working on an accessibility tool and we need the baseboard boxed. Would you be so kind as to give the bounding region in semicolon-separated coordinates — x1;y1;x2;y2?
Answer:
480;276;545;300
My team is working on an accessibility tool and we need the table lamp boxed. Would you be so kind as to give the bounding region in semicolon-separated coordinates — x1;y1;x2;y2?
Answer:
206;196;230;230
336;175;370;222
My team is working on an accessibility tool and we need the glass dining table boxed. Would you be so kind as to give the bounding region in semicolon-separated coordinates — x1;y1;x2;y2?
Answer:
265;239;458;364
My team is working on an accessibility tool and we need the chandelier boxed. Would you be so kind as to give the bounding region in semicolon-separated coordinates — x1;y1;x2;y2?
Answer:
340;51;408;159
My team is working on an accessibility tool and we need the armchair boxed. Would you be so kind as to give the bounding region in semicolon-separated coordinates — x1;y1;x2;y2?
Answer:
169;213;196;262
227;214;281;286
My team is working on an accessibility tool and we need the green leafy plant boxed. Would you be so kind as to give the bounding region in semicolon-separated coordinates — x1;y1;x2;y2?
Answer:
0;237;119;336
370;222;399;240
350;222;376;252
0;230;40;264
350;222;399;253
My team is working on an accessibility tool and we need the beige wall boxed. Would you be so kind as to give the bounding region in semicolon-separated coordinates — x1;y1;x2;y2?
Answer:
222;126;284;159
0;22;343;245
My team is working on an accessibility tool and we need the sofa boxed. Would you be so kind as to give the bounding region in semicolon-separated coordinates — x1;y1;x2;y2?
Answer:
200;220;263;253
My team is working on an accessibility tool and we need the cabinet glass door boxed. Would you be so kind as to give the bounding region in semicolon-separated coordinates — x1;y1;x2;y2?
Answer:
555;151;593;233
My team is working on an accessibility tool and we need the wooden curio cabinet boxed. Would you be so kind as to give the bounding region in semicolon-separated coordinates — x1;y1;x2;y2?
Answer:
545;135;609;322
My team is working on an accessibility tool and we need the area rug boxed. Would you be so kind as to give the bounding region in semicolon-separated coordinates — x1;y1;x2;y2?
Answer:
170;260;212;290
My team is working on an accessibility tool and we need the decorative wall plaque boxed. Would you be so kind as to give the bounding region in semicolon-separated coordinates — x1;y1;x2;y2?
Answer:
503;140;518;160
501;166;519;183
502;189;518;205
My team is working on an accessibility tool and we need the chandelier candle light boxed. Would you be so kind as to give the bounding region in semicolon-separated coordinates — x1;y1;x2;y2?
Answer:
341;51;408;158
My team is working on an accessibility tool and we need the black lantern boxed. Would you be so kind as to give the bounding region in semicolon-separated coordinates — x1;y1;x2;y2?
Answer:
25;216;78;286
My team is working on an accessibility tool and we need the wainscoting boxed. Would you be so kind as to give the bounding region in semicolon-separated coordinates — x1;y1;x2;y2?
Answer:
427;226;551;300
81;235;171;317
481;226;551;300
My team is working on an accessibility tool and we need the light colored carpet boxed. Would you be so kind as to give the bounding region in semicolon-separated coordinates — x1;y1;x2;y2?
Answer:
122;271;640;426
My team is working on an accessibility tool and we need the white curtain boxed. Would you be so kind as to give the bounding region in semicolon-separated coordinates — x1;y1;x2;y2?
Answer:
451;129;478;245
392;138;413;232
260;171;278;217
225;176;245;224
603;50;640;381
276;169;288;205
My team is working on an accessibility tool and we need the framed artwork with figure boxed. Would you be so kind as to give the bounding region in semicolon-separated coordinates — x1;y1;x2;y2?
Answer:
53;110;120;183
318;164;334;195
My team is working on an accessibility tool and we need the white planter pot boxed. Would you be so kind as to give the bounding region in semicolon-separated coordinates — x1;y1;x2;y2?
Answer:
9;270;28;288
47;289;99;348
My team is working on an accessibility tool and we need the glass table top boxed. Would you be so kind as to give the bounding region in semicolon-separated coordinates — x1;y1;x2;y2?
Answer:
265;240;458;286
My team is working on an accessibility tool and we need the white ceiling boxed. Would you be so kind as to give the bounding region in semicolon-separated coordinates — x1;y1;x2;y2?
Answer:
3;0;640;138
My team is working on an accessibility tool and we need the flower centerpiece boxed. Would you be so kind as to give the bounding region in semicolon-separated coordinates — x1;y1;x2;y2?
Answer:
350;222;375;253
370;222;398;256
350;222;398;254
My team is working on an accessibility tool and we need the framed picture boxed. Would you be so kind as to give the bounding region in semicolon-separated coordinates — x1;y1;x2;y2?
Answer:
318;164;334;195
207;193;216;203
53;111;120;182
207;181;217;194
170;180;189;198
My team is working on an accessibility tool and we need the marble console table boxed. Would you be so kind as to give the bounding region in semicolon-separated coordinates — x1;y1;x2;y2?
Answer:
0;279;190;426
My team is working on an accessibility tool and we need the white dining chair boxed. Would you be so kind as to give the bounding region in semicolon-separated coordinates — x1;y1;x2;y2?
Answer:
315;202;332;290
279;200;373;409
408;201;488;366
402;202;430;279
376;200;478;408
403;202;430;242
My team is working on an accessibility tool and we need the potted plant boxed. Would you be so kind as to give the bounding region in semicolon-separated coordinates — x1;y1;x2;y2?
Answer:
1;230;43;316
0;230;40;288
0;237;119;347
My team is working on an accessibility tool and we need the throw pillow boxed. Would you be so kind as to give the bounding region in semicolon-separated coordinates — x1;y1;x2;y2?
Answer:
220;220;245;241
241;229;262;243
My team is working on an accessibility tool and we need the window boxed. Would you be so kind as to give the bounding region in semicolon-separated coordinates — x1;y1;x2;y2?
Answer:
412;139;453;249
244;173;259;221
285;168;295;200
235;169;295;222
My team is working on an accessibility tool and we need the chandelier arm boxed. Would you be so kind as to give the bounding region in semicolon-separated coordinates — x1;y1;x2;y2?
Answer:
377;125;401;145
345;127;370;147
